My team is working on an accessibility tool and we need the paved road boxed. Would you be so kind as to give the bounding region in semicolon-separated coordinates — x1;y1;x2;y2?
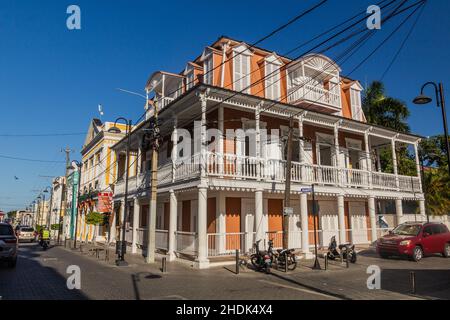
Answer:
1;243;449;300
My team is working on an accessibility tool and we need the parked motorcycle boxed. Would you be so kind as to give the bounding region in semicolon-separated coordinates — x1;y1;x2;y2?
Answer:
267;240;297;271
250;240;272;273
326;236;357;263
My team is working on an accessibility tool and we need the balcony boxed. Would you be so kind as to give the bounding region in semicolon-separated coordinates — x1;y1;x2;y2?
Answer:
114;153;421;197
287;83;341;111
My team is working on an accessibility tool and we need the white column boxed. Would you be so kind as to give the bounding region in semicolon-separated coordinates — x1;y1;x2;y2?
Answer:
217;192;226;254
298;116;305;181
109;207;116;243
131;197;140;254
172;118;178;183
334;123;342;186
255;189;264;243
419;199;426;221
255;104;261;180
413;142;423;192
391;139;399;189
200;94;207;179
365;130;373;188
376;148;382;172
136;147;142;175
168;190;177;261
300;192;311;257
195;187;209;268
395;198;403;225
368;196;377;242
337;194;346;244
218;106;224;177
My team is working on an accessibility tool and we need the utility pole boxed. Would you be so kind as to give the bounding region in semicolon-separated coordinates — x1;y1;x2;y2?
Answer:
146;100;160;264
58;147;72;244
283;117;294;250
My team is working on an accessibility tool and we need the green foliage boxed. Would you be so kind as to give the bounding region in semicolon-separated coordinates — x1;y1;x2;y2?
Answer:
363;81;410;133
85;211;105;226
7;211;17;219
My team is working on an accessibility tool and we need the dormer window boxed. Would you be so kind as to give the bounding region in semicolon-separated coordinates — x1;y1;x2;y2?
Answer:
186;71;195;90
265;54;282;100
232;44;253;93
203;54;213;85
349;83;363;121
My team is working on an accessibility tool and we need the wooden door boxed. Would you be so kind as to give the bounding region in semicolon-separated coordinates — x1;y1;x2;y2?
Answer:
163;202;170;230
268;199;283;247
226;197;241;250
182;200;191;232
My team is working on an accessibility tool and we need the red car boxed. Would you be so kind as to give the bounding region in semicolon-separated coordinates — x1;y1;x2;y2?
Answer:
377;222;450;262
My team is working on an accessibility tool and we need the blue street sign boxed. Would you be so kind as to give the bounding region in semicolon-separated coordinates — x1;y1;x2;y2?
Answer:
301;188;313;193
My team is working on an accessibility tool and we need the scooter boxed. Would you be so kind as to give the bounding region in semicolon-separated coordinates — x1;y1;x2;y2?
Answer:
250;240;272;273
267;240;297;271
326;236;357;263
39;238;50;251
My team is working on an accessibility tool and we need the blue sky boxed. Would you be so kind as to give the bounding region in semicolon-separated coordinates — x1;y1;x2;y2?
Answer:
0;0;449;212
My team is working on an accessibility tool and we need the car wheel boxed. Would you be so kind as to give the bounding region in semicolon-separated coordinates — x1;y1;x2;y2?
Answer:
412;246;423;262
443;243;450;258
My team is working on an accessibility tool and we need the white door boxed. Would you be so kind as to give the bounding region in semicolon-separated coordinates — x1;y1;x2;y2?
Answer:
348;201;368;244
319;200;340;245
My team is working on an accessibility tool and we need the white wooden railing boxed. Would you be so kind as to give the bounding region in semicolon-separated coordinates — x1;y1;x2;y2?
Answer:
175;231;197;255
288;83;340;109
372;172;398;190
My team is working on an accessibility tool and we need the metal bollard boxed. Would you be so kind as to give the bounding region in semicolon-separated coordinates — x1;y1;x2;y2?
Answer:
410;271;416;294
340;252;344;265
284;252;288;273
235;249;239;275
324;254;328;270
161;257;167;273
346;253;349;269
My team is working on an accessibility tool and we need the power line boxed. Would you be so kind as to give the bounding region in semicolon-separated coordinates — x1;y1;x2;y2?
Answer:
0;154;66;163
380;0;427;80
0;132;85;137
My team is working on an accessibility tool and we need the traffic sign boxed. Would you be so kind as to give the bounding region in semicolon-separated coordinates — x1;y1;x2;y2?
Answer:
283;207;293;216
301;188;313;193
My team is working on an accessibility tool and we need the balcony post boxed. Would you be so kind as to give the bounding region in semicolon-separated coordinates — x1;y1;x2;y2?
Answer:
413;141;423;192
195;186;209;269
171;117;178;183
168;189;177;261
334;122;342;186
419;198;426;221
337;194;346;244
218;106;224;177
200;92;207;179
300;192;311;258
368;196;377;242
395;197;403;226
217;192;226;254
298;115;305;181
255;189;264;244
255;103;261;181
391;138;400;190
364;130;373;189
131;197;140;254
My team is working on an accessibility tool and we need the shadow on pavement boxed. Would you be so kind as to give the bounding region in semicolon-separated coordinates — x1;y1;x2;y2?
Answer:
381;268;450;299
0;244;88;300
131;272;162;300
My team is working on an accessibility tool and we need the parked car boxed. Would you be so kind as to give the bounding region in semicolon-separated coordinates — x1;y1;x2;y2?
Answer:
16;226;35;242
377;222;450;262
0;222;18;267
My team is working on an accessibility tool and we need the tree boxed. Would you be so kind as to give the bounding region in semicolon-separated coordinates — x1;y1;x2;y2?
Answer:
419;135;450;216
85;211;105;244
363;81;415;175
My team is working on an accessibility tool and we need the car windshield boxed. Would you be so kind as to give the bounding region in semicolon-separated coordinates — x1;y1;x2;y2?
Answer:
392;224;421;236
21;227;34;232
0;225;14;236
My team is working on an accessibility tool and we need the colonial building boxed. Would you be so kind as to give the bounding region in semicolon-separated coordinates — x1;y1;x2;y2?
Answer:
76;119;127;243
49;176;65;238
112;36;426;268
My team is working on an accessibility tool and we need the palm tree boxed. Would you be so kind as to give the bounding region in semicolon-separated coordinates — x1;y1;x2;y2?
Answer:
363;81;410;133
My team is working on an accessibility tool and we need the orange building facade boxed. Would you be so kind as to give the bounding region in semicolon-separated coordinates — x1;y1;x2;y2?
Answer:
112;36;425;268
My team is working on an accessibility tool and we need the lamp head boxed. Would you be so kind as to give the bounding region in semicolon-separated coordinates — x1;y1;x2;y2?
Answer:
413;94;432;105
108;126;122;134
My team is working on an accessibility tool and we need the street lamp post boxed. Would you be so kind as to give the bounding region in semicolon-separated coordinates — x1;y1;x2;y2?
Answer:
109;117;132;266
72;160;83;249
413;82;450;176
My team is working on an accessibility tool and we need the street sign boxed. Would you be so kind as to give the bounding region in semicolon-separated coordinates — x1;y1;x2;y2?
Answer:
283;207;293;216
301;188;313;193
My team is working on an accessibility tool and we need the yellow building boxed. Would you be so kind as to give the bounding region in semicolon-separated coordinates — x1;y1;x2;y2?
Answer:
76;118;132;243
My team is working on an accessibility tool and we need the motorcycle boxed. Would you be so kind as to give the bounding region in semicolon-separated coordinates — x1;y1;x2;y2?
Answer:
326;236;357;263
250;240;272;273
39;238;50;251
267;240;297;271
